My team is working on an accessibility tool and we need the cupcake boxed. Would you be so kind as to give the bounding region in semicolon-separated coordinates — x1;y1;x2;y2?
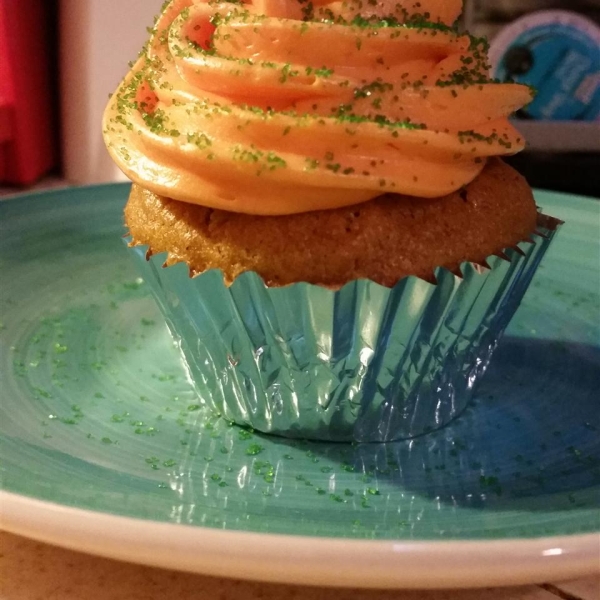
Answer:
103;0;560;442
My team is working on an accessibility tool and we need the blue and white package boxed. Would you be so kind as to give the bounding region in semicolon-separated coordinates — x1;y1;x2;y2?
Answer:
489;10;600;121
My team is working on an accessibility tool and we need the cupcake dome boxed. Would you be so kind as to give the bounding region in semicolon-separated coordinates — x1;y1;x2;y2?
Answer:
125;159;537;288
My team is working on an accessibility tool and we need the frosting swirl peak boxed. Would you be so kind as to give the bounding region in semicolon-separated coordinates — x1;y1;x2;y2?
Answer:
103;0;533;214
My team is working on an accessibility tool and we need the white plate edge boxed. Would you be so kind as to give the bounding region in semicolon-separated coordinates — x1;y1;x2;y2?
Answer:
1;490;598;589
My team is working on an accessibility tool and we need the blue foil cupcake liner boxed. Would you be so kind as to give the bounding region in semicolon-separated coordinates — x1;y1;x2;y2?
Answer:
126;214;560;442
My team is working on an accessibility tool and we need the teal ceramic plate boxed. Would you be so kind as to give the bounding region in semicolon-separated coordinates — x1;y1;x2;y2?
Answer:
0;186;599;589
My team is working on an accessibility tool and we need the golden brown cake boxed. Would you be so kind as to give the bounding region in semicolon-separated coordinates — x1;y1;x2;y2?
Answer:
125;158;537;287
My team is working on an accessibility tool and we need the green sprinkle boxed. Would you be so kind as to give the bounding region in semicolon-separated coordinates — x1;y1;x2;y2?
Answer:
314;66;333;78
304;158;319;170
246;443;264;456
238;429;254;440
158;374;175;382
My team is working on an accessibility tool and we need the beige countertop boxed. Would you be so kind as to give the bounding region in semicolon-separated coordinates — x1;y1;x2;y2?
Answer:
0;532;598;600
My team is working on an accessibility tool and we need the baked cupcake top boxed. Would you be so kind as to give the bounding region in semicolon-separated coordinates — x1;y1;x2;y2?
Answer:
125;159;538;287
103;0;533;214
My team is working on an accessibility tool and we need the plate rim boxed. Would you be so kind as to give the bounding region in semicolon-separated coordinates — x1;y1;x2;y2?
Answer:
1;491;599;589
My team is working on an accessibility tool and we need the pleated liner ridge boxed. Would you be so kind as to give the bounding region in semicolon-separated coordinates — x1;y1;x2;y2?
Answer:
125;213;561;442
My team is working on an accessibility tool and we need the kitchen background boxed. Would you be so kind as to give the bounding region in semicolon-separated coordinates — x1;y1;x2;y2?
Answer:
0;0;599;196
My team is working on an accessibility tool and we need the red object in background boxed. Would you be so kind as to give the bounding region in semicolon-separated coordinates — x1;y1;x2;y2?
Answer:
0;0;56;185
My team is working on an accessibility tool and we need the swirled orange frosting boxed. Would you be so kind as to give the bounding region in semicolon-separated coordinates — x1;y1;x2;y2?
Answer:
103;0;532;214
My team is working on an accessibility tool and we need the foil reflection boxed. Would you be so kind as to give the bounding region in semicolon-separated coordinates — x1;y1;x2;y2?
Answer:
163;337;599;538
